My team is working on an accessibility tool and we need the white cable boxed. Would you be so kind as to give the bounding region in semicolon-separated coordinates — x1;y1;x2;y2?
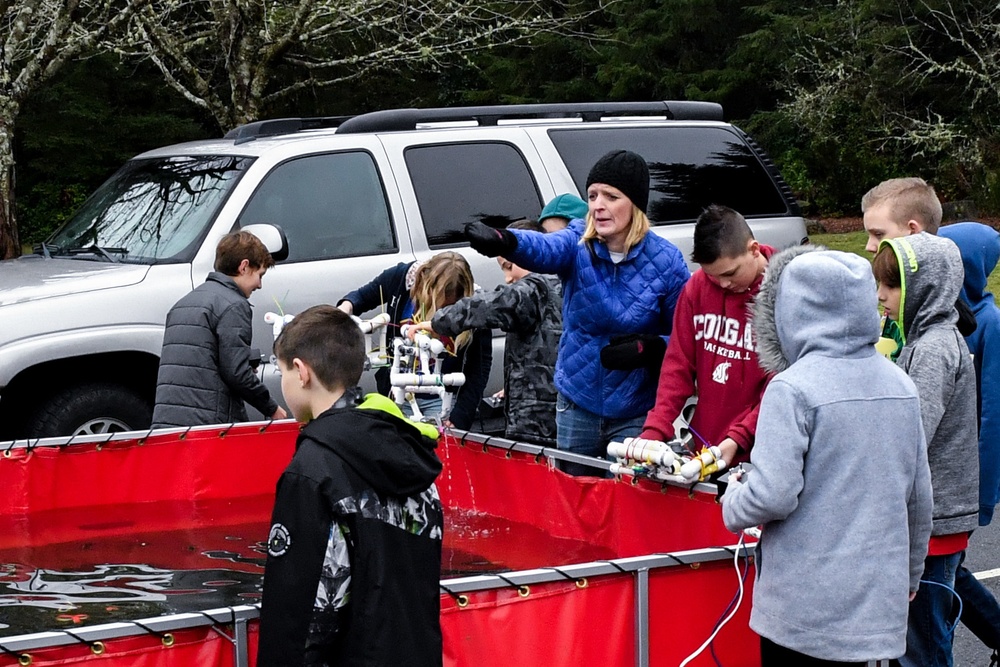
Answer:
678;533;748;667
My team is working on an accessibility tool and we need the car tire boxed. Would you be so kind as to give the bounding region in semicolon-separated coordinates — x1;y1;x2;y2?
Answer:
26;383;153;438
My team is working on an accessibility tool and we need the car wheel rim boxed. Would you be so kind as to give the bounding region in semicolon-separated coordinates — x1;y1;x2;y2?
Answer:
73;418;131;436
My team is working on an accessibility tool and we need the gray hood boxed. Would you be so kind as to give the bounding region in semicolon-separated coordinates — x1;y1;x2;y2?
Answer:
879;232;962;345
754;245;880;374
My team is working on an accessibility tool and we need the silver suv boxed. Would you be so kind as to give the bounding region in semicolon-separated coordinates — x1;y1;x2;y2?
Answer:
0;101;808;439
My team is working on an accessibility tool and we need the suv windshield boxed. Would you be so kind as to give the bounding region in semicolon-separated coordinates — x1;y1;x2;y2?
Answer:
45;155;253;264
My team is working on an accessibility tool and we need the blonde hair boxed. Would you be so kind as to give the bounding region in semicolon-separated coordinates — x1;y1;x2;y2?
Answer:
861;177;943;234
411;251;475;349
581;205;651;254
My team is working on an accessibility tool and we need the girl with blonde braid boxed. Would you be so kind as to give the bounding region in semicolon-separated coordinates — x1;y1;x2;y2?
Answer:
337;251;491;429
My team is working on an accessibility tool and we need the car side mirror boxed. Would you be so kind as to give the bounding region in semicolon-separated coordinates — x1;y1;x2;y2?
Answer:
241;223;289;262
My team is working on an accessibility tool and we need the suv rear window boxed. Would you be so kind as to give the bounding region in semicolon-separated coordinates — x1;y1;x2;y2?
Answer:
549;126;790;224
405;142;542;247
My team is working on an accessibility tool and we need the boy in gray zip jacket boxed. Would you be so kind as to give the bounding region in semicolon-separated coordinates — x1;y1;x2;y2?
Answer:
723;246;933;665
873;232;980;667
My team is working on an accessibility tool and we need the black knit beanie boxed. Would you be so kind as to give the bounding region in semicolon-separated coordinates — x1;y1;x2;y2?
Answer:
585;150;650;213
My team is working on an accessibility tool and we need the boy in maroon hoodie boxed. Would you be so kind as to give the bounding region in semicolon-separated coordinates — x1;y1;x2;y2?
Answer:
639;205;773;467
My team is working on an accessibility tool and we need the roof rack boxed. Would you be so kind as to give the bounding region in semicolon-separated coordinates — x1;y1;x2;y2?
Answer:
224;116;352;144
335;100;723;134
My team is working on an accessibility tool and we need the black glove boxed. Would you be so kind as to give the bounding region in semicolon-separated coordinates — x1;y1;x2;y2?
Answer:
600;333;667;371
464;221;518;258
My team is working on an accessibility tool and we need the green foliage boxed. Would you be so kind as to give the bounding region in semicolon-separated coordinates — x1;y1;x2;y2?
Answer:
18;184;89;245
15;55;214;244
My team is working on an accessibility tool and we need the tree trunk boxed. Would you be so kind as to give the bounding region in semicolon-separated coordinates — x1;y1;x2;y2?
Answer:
0;109;19;260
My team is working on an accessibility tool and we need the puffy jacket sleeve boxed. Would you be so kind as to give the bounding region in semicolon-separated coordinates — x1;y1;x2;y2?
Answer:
722;379;809;532
339;262;409;313
655;244;690;335
258;468;339;666
432;278;543;338
448;328;492;430
217;301;278;417
507;226;581;277
641;282;697;441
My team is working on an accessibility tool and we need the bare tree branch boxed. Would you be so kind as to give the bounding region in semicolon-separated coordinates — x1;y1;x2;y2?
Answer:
120;0;602;130
0;0;150;258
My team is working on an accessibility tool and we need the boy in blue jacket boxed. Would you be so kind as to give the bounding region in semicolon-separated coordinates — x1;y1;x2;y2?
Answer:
938;221;1000;660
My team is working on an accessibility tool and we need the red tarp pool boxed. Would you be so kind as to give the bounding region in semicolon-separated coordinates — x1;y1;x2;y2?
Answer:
0;422;758;666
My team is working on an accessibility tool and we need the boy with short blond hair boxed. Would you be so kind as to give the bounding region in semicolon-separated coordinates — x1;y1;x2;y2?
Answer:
638;204;773;466
861;177;976;361
258;305;443;667
153;230;284;427
861;177;943;252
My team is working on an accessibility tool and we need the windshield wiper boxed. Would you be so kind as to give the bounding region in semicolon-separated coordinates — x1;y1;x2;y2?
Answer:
32;242;58;258
66;244;127;263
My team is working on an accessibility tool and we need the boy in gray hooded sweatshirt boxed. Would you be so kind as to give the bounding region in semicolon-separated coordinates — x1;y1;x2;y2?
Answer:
723;246;933;665
872;232;980;667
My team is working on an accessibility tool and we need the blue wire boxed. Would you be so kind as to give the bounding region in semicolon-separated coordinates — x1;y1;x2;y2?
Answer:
918;578;964;634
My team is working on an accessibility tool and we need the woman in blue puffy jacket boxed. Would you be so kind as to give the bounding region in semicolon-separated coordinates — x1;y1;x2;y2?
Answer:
466;150;690;475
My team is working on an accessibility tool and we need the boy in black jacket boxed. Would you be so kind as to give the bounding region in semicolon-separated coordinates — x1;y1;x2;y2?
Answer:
258;305;444;667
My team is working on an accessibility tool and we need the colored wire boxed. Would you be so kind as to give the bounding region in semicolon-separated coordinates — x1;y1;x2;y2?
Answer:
918;578;963;634
678;533;749;667
708;542;752;666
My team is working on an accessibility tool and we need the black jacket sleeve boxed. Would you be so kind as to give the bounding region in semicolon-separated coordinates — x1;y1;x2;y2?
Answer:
447;328;492;430
257;469;337;667
339;262;409;314
216;301;278;416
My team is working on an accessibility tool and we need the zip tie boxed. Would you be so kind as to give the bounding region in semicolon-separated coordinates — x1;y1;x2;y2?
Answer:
650;552;686;567
217;423;235;438
550;566;588;588
494;573;530;597
61;628;105;655
600;560;630;574
503;440;517;459
439;582;471;608
197;608;236;625
197;609;237;644
179;426;193;441
102;431;116;447
132;620;175;647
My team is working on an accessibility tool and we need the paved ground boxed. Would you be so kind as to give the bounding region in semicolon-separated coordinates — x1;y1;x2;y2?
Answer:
953;522;1000;666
